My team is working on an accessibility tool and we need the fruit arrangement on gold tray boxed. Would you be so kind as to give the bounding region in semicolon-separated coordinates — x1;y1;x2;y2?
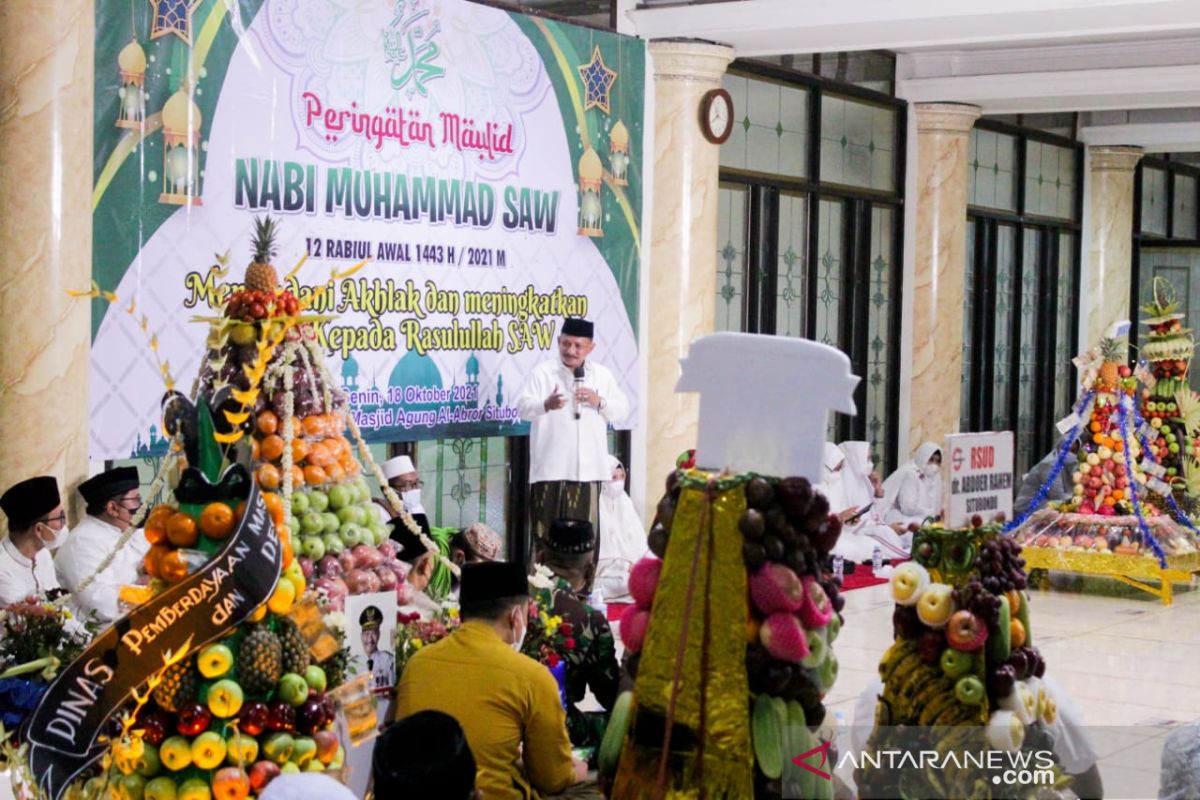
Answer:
1014;508;1197;557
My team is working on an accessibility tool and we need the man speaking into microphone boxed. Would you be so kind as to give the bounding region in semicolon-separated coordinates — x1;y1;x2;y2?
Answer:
516;317;629;565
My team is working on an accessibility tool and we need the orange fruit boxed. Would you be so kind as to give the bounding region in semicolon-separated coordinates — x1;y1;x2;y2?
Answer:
291;437;310;463
337;436;352;456
303;464;327;486
278;525;294;568
160;549;189;583
256;463;281;490
290;465;306;487
1010;618;1027;648
307;442;332;468
292;416;303;436
235;500;247;521
746;616;761;643
344;459;360;476
259;434;285;462
1089;421;1101;433
329;413;345;434
144;544;171;579
248;603;267;623
256;410;279;436
302;416;325;437
251;439;261;461
199;503;235;540
262;493;286;527
326;463;346;484
166;513;199;547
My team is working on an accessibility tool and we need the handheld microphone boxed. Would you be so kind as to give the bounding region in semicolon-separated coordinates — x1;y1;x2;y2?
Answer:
573;366;585;420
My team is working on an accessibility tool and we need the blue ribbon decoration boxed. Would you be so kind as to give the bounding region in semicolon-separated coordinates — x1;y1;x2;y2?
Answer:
1117;395;1169;567
1005;390;1096;533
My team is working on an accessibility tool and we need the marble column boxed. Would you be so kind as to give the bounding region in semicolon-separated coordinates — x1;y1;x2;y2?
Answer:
642;40;733;509
908;103;980;451
0;1;94;527
1085;146;1143;344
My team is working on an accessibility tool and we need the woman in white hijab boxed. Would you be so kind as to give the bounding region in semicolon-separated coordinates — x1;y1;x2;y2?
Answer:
595;455;647;602
839;441;911;559
882;441;943;527
816;443;875;562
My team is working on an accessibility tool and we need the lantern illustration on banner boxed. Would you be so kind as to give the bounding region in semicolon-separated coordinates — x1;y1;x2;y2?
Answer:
609;120;630;186
159;85;203;205
115;39;147;128
578;147;603;237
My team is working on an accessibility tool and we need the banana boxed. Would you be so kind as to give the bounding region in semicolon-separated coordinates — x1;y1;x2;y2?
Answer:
918;690;961;727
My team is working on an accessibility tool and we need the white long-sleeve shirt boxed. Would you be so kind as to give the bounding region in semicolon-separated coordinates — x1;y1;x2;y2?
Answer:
516;359;630;483
54;516;149;623
0;536;60;605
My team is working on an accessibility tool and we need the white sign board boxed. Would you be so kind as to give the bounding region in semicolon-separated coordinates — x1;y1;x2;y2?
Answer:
944;432;1015;527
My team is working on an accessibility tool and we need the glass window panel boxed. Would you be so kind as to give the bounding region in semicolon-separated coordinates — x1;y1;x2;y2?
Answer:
992;226;1017;433
820;95;895;191
1174;174;1197;239
1141;166;1169;235
720;74;808;179
774;193;808;337
1023;141;1076;220
961;222;976;431
1054;233;1077;420
868;206;894;469
816;199;843;441
1016;229;1042;477
415;437;509;555
716;184;749;332
968;129;1019;212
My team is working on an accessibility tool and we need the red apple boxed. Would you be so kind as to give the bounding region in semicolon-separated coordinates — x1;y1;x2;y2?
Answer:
176;702;212;736
247;760;281;792
312;730;339;765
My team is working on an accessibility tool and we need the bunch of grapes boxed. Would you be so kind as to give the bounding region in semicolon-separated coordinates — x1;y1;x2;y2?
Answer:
952;578;1001;626
977;536;1028;593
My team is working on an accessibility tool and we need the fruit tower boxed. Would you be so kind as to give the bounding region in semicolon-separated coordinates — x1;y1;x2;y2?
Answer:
856;523;1060;799
94;217;435;800
602;472;846;800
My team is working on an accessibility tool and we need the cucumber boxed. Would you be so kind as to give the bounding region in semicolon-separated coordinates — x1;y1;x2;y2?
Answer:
752;693;785;779
988;595;1012;664
597;691;633;776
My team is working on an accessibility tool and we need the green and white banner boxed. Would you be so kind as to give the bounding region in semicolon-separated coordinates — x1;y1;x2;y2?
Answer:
91;0;645;459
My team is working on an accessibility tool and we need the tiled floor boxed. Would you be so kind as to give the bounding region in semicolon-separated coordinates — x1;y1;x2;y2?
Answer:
829;579;1200;800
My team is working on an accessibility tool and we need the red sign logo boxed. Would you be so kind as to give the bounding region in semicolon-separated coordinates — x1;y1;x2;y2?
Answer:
951;447;965;472
791;740;833;780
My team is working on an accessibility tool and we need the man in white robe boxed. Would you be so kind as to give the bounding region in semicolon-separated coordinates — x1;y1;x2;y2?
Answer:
54;466;148;623
0;476;65;604
515;317;630;564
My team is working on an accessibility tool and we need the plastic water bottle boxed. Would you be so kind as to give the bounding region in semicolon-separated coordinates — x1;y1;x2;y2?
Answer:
872;546;883;573
832;554;844;581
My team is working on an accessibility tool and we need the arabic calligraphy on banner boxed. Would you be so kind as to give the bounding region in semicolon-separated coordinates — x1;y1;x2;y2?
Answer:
90;0;646;460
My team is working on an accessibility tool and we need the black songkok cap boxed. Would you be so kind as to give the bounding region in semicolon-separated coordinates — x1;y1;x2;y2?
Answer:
545;518;596;555
0;476;60;531
459;562;529;605
561;317;594;338
78;467;140;507
373;711;476;798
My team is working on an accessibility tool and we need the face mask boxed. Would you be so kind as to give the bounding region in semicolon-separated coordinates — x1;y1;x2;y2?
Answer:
41;523;70;549
924;464;940;478
401;489;423;511
603;480;624;496
511;612;527;653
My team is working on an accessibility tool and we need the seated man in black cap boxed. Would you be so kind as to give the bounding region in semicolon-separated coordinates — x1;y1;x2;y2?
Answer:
394;562;584;800
537;519;620;751
372;710;478;799
391;519;453;620
55;466;147;623
515;317;630;570
0;476;66;604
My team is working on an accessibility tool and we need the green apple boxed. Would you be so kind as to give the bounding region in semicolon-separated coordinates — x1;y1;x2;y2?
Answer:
335;504;364;526
303;665;327;693
144;775;178;800
290;492;310;515
320;512;340;534
941;648;973;679
280;762;301;774
225;730;259;765
207;679;244;718
305;759;326;772
190;731;227;769
321;533;345;555
159;736;192;772
308;490;329;512
263;732;295;765
177;777;211;800
338;523;364;548
300;512;325;536
328;485;353;511
301;535;326;561
198;643;234;679
135;744;163;778
112;737;143;775
278;672;309;706
291;736;318;765
120;773;147;800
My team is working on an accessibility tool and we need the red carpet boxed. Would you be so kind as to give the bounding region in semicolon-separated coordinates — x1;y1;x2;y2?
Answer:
839;570;890;591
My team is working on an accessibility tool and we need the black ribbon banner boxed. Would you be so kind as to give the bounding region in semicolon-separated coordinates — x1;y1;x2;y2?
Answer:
24;483;282;800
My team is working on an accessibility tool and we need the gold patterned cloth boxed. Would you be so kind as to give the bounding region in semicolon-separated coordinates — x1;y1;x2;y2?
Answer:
611;473;754;799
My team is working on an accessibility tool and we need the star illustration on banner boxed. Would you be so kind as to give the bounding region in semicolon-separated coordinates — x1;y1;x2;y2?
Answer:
577;45;617;115
148;0;203;45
